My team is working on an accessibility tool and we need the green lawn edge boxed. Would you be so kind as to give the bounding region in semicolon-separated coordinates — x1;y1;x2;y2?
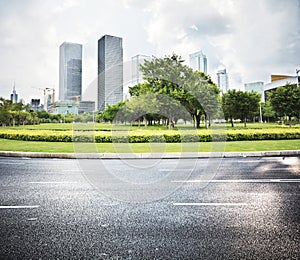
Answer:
0;138;299;153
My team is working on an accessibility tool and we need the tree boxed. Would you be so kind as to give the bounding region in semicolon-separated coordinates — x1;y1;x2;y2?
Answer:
261;101;275;122
268;83;300;125
136;54;220;128
98;101;125;123
222;90;261;127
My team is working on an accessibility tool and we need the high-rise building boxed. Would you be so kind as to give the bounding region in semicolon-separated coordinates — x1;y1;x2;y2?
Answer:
217;68;229;93
98;35;123;110
244;81;264;102
59;42;82;102
189;50;207;74
131;54;151;86
10;83;18;103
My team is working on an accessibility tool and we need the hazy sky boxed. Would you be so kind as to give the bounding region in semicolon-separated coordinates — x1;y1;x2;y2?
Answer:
0;0;299;103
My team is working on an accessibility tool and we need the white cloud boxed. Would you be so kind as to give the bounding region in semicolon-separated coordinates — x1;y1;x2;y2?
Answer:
129;0;300;89
0;0;299;103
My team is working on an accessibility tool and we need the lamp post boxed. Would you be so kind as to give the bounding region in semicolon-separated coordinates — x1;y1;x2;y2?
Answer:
296;69;300;87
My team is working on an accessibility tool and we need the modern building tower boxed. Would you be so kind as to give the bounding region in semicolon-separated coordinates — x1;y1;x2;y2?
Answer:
244;81;264;102
59;42;82;102
131;54;151;86
98;35;123;110
217;68;229;93
10;83;18;103
189;50;207;74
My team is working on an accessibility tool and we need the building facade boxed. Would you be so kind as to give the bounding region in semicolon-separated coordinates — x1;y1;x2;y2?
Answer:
78;101;95;114
131;54;151;86
244;81;264;102
189;50;207;74
98;35;123;110
10;84;18;103
264;76;298;101
59;42;82;102
54;101;78;115
217;68;229;93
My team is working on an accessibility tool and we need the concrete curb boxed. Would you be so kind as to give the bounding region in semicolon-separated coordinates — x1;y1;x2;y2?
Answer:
0;150;299;159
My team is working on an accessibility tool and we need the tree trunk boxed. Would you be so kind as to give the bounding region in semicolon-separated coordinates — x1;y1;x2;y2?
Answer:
230;117;234;127
244;118;247;128
195;114;201;129
168;117;173;130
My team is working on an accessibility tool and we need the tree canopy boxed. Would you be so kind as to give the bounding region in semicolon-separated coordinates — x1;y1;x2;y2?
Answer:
222;90;261;127
268;83;300;124
129;54;221;128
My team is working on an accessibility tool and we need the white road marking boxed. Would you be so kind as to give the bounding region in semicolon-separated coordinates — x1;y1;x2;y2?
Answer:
26;181;78;184
159;169;194;172
172;179;300;183
0;205;40;209
236;160;260;163
173;202;247;206
0;162;25;165
62;169;82;172
27;218;38;221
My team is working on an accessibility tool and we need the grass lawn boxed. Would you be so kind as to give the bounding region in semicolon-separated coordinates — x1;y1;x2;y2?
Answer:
8;122;299;131
0;139;299;153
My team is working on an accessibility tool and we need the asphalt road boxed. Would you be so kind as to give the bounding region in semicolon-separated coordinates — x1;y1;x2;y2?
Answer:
0;156;299;259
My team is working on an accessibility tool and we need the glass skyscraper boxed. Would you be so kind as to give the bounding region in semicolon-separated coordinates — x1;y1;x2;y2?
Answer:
59;42;82;102
217;68;229;93
10;84;18;103
98;35;123;110
189;50;207;75
131;54;151;86
244;81;264;102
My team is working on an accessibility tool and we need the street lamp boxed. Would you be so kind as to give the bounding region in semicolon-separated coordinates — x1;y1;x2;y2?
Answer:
296;69;300;87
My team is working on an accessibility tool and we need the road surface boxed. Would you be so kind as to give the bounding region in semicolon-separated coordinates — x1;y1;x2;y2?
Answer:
0;156;299;259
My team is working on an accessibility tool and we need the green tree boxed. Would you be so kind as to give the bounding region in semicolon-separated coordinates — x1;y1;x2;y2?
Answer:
268;83;300;125
98;101;125;123
261;101;275;122
222;90;261;128
136;54;220;128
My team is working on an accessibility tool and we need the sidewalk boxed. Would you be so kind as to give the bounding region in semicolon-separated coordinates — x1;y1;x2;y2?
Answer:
0;150;299;159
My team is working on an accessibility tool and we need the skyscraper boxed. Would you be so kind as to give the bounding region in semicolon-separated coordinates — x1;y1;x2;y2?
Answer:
244;81;264;102
98;35;123;110
10;83;18;103
131;54;151;86
189;50;207;74
217;68;229;93
59;42;82;102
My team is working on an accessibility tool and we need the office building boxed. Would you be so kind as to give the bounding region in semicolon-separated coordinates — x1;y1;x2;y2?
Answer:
189;50;207;74
264;75;298;102
59;42;82;102
54;101;78;115
131;54;151;86
98;35;123;110
244;81;264;102
78;101;95;114
217;68;229;93
10;84;18;103
30;99;43;111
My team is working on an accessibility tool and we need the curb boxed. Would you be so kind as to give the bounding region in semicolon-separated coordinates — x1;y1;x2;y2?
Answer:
0;150;299;159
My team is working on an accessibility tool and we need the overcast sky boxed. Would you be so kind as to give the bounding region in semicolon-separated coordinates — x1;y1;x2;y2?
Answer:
0;0;299;103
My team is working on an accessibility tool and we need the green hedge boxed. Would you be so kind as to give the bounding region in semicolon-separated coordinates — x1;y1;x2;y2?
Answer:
0;129;300;143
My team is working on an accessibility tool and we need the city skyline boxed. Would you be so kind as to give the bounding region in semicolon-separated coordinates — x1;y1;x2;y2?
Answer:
0;0;299;103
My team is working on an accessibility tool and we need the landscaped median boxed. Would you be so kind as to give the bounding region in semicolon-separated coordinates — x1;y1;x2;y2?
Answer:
0;127;300;143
